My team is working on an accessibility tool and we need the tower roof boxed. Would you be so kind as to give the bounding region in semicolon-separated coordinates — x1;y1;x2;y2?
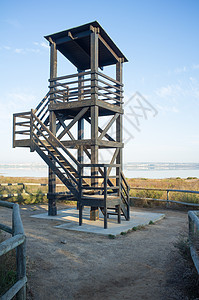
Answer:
45;21;128;70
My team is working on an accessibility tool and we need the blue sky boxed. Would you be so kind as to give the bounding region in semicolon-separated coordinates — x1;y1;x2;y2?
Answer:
0;0;199;164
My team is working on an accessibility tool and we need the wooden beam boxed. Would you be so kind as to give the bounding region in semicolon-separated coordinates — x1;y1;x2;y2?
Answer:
98;113;119;140
78;69;85;164
116;60;123;199
49;40;57;216
57;116;75;140
57;107;89;140
98;34;120;62
49;99;94;111
85;117;115;142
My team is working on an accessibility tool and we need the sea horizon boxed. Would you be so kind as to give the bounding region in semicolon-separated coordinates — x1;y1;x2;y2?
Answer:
0;162;199;179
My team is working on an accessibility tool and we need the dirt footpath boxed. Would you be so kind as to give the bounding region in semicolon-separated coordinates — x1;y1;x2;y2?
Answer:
0;205;193;299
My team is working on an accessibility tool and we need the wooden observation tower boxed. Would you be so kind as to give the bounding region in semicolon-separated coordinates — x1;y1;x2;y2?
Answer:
13;21;130;228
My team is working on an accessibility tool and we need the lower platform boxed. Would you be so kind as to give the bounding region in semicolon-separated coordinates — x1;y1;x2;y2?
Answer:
31;207;165;236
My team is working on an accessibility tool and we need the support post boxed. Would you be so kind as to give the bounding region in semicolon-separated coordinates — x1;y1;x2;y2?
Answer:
104;166;108;229
90;27;99;220
48;39;57;216
77;69;84;164
116;59;123;200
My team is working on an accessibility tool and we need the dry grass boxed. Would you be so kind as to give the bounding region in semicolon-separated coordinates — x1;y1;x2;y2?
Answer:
128;177;199;207
0;176;199;207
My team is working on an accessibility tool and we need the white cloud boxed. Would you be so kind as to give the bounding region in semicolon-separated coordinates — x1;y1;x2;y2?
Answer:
15;48;25;54
41;42;49;49
155;84;183;99
156;104;179;113
174;66;187;73
33;41;49;49
192;64;199;70
4;46;11;50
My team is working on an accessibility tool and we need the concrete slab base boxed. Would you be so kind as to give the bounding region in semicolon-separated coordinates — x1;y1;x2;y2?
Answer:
31;207;165;236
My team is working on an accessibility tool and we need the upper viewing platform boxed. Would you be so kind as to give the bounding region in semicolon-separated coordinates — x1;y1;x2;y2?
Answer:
45;20;128;70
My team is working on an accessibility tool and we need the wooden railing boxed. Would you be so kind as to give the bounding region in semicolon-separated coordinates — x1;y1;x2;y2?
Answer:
49;71;123;105
0;201;26;300
188;211;199;274
131;187;199;207
13;92;50;147
79;163;122;228
121;171;130;220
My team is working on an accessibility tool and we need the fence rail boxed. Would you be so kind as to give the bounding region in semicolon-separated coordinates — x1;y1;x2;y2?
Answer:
131;187;199;207
1;183;199;207
188;211;199;274
0;200;26;299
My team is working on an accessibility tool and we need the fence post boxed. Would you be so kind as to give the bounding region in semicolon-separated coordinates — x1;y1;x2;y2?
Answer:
166;190;169;207
188;214;194;245
16;240;26;300
22;184;26;195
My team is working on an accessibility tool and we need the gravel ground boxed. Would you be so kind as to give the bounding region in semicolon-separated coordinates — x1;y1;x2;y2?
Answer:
0;204;197;300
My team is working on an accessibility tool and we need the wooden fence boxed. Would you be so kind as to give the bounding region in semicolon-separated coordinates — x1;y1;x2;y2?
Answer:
131;187;199;207
0;200;26;300
188;211;199;274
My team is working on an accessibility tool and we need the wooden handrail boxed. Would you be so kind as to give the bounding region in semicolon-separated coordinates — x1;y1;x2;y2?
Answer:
31;111;80;168
0;201;26;299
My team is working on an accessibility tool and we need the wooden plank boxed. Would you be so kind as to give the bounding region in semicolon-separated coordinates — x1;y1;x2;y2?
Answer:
98;140;123;148
97;99;123;114
49;70;91;82
14;140;31;148
49;99;93;111
97;71;123;86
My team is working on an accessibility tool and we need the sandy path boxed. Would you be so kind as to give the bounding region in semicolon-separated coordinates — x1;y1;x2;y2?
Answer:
0;205;189;299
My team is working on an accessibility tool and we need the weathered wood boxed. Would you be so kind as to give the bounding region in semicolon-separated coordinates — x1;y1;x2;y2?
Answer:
13;204;24;237
48;39;58;216
58;107;89;140
0;200;14;208
1;276;27;300
98;34;120;62
116;60;123;201
98;113;119;140
49;99;94;111
104;167;108;229
13;22;129;226
49;70;91;82
0;234;25;256
97;71;123;86
0;223;12;234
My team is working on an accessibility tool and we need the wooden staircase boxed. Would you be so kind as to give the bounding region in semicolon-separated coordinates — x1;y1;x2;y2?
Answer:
13;93;130;228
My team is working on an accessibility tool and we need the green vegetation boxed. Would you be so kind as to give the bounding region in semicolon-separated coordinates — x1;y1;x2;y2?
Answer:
0;176;75;205
108;234;116;239
149;220;154;225
120;231;127;235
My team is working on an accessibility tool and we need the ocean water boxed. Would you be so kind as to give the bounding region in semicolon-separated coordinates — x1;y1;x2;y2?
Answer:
0;163;199;179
